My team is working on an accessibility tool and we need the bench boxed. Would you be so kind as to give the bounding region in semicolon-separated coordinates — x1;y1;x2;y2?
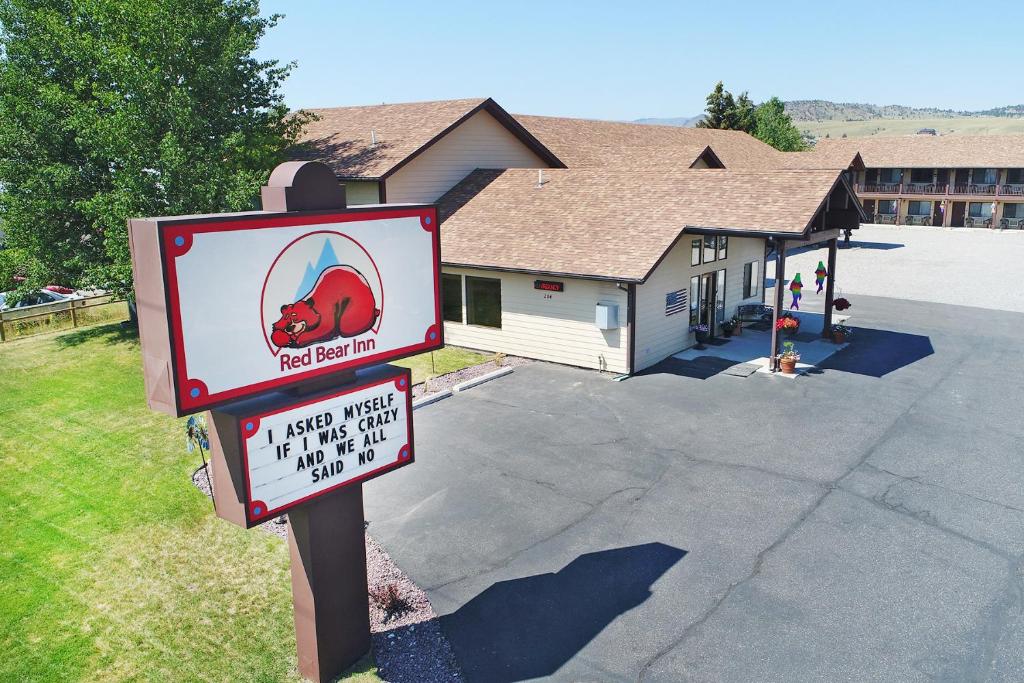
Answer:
735;304;774;323
999;217;1024;229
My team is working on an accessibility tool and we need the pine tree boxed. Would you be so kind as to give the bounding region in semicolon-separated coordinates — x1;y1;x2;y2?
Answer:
696;82;737;129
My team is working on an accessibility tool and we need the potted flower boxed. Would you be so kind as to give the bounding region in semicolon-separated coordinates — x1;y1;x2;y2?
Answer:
730;315;742;336
692;323;710;349
833;297;852;311
775;314;800;336
720;319;736;338
830;323;852;344
778;341;800;374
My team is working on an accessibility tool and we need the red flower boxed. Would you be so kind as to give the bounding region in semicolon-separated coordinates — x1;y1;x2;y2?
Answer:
834;298;851;311
775;317;800;330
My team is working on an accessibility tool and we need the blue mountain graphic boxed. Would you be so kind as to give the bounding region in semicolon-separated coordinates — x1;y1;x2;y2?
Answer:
294;240;340;300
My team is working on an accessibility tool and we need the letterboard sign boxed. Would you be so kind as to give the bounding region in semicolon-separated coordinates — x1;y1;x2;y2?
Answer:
237;367;413;526
534;280;565;292
129;206;441;416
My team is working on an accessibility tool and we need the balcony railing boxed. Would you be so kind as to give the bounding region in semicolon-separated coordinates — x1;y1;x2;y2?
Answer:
953;184;997;195
860;183;901;194
903;183;948;194
857;182;1020;197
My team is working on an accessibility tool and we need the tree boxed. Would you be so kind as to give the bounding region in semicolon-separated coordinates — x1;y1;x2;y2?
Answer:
753;97;808;151
696;82;756;134
732;92;757;134
696;81;737;130
0;0;312;299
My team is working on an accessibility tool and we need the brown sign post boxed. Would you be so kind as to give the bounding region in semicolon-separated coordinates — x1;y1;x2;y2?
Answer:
129;161;439;681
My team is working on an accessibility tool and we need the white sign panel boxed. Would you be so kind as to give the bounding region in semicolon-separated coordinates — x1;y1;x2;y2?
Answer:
131;206;441;415
238;369;413;526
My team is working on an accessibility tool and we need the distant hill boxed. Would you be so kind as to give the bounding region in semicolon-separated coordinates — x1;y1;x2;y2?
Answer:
635;101;1024;128
783;100;1024;122
633;115;703;127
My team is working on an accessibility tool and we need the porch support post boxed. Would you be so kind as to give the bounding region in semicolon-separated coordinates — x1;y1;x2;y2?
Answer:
822;237;838;338
770;239;787;371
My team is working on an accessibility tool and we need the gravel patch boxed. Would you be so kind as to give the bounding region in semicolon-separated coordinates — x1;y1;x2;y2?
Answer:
191;464;462;681
412;354;531;399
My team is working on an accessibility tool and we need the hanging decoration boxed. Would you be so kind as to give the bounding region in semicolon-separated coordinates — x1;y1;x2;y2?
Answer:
814;261;828;294
789;273;803;310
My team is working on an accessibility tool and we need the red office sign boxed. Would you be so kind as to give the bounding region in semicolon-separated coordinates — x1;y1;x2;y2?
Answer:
534;280;565;292
129;206;441;416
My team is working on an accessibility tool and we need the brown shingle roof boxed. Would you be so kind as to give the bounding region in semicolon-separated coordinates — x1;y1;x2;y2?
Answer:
517;114;783;169
438;168;844;281
291;98;562;178
775;149;865;171
815;135;1024;169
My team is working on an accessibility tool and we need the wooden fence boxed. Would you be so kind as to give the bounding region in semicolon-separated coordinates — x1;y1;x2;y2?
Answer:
0;294;129;342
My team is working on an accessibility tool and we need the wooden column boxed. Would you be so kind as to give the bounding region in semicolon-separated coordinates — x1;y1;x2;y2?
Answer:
821;238;838;338
289;488;370;682
769;239;787;371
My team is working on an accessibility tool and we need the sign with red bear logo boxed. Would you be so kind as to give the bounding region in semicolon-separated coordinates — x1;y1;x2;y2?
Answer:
129;205;441;416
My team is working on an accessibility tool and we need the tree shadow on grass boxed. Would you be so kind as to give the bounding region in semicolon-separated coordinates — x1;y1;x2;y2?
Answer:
55;322;138;349
440;542;686;682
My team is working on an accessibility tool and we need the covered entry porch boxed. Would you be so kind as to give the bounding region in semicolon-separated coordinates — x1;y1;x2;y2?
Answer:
683;174;866;374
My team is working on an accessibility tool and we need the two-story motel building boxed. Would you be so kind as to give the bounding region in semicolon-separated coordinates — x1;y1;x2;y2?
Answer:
816;135;1024;229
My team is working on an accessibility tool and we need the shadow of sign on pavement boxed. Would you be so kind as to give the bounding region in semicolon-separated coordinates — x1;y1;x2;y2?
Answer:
439;542;686;682
819;327;934;377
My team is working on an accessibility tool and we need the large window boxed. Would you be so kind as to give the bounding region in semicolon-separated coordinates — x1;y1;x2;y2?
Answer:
1007;169;1024;185
972;168;997;185
717;235;728;261
743;261;760;299
689;275;700;327
907;201;932;216
876;200;897;215
441;273;463;322
879;168;902;184
715;269;726;325
703;235;717;264
690;239;702;266
466;276;502;328
969;202;994;218
1004;204;1023;219
910;169;933;183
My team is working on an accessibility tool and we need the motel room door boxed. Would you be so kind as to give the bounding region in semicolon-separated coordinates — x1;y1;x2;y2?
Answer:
699;269;726;334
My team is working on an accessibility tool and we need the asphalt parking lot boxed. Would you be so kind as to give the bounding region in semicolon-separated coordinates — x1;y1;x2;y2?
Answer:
364;233;1024;681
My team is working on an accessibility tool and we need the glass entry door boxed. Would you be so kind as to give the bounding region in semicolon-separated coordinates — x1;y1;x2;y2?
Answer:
698;269;726;334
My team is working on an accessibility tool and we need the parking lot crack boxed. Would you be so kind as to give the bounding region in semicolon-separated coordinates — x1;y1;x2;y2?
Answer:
637;348;972;681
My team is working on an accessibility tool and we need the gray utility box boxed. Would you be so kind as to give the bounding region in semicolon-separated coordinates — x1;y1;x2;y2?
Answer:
595;303;619;330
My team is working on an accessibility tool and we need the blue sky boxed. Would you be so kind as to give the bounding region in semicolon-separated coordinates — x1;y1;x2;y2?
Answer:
256;1;1024;120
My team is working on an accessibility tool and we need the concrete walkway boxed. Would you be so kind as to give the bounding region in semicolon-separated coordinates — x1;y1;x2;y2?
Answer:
364;294;1024;681
672;310;851;377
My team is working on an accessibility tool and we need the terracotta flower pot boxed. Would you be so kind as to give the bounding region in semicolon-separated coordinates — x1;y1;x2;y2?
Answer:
832;332;846;344
779;357;798;374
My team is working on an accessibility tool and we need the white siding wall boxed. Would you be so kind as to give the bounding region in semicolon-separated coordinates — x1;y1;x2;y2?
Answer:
442;267;629;374
634;236;766;371
341;180;380;205
385;110;547;204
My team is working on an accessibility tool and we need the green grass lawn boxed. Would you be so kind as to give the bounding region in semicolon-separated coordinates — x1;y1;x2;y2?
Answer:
800;116;1024;140
0;323;378;682
390;345;491;385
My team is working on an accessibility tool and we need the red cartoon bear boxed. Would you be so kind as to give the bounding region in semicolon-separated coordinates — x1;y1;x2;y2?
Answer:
270;265;379;349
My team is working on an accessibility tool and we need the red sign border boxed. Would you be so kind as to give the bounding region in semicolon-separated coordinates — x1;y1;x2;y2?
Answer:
156;206;441;415
237;367;415;527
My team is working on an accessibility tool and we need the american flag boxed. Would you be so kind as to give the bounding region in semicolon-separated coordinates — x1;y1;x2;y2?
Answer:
665;288;687;316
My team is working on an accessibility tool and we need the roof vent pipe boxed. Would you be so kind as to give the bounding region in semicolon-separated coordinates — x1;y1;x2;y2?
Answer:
370;130;377;146
536;169;546;188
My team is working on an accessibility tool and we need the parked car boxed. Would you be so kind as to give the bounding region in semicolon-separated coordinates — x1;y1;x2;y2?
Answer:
0;288;81;312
